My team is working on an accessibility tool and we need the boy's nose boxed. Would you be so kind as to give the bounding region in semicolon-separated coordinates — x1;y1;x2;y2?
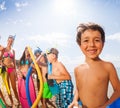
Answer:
89;41;95;46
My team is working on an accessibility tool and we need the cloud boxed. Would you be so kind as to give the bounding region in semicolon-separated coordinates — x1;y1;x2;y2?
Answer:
5;18;32;27
29;32;73;47
106;32;120;41
5;18;23;24
15;2;28;12
0;1;6;11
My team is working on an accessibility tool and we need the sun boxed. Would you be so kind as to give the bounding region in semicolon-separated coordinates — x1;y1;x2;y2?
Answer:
53;0;76;16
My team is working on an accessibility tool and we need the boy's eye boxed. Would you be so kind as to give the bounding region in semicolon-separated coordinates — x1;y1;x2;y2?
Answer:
95;39;101;42
83;40;88;42
95;39;99;41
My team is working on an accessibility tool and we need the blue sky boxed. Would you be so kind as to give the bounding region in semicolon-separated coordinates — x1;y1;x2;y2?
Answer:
0;0;120;74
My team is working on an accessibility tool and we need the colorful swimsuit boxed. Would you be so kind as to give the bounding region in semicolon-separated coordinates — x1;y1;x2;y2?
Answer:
3;50;15;73
3;51;14;59
56;80;74;108
7;67;15;74
42;82;52;98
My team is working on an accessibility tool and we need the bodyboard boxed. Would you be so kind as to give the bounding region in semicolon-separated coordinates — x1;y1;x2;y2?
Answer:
18;74;36;108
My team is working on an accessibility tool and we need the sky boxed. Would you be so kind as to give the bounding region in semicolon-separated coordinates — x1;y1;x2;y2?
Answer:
0;0;120;76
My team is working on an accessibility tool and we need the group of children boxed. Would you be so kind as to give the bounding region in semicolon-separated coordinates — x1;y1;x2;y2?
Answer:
0;22;120;108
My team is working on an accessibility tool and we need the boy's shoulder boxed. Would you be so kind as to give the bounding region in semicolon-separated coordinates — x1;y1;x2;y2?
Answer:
74;61;114;71
74;63;87;72
55;61;64;68
101;60;114;67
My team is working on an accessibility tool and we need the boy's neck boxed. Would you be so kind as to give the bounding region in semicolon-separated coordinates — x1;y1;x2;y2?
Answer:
85;57;101;63
52;59;58;64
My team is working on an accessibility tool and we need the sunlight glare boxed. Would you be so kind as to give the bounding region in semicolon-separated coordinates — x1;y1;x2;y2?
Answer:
53;0;76;16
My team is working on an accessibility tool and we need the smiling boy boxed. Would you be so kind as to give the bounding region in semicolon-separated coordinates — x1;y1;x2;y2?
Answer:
69;22;120;108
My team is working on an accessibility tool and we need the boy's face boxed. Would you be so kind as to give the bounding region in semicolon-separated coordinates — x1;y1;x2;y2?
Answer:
47;53;56;63
80;29;104;59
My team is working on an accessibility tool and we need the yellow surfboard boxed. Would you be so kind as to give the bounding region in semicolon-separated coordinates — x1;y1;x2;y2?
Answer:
27;46;43;108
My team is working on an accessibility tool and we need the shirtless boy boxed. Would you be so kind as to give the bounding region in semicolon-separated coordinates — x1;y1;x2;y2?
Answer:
68;22;120;108
47;48;73;108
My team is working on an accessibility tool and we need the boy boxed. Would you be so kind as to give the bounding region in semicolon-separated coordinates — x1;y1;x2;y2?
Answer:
34;48;56;108
69;22;120;108
47;48;74;108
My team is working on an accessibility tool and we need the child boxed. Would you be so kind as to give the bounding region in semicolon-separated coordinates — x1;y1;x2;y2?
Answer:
17;47;36;108
68;22;120;108
34;48;56;108
47;48;74;108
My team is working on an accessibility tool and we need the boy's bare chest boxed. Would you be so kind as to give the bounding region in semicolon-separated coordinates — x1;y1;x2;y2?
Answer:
77;67;108;86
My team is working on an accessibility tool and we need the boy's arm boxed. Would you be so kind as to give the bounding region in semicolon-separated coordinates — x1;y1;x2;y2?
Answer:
68;67;79;108
103;63;120;107
68;89;79;108
48;62;71;80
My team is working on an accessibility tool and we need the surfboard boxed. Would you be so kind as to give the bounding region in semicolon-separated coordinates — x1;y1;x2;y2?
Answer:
18;71;36;108
106;98;120;108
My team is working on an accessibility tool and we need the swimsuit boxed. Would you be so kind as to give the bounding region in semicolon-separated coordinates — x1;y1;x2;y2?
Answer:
2;50;15;73
56;80;74;108
7;67;15;74
20;60;29;65
3;51;14;59
42;82;52;99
